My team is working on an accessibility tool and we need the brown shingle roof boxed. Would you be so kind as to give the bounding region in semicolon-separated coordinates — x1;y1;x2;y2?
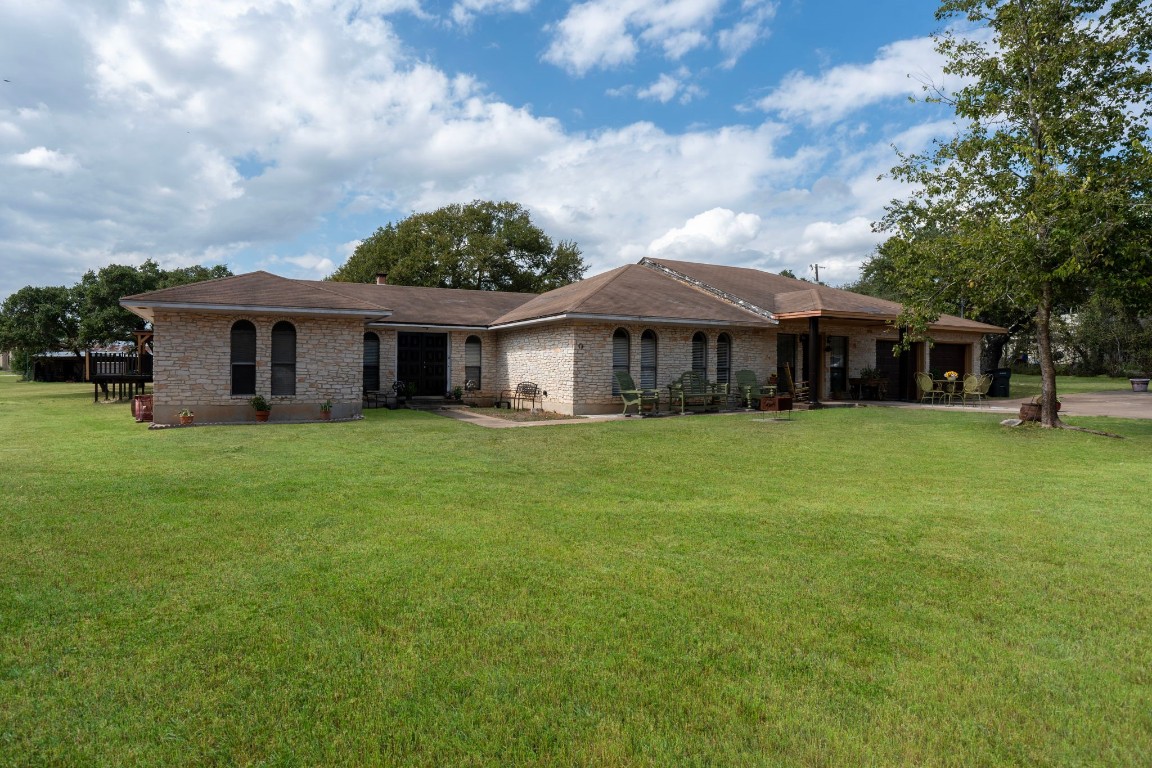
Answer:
316;281;537;327
644;258;1006;333
122;259;1006;335
121;271;393;322
490;264;775;328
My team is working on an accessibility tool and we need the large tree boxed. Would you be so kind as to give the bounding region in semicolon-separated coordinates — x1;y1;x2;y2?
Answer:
73;260;233;346
330;200;586;292
876;0;1152;426
0;286;80;372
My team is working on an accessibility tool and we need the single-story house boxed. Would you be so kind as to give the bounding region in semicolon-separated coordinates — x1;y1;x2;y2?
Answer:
120;256;1005;424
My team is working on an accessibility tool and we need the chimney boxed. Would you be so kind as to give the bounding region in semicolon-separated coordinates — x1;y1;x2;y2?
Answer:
375;273;388;285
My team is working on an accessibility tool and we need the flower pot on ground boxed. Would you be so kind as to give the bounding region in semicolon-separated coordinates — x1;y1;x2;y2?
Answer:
1130;378;1150;392
1020;397;1061;421
319;399;333;419
178;408;194;426
249;395;271;422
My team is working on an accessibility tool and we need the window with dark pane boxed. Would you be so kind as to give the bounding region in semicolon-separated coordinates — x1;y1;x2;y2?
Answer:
716;332;732;387
611;328;630;394
230;320;256;396
640;330;658;390
691;332;707;378
270;321;296;396
363;332;380;392
465;335;482;388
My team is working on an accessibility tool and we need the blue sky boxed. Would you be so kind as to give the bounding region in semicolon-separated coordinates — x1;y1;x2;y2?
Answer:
0;0;963;303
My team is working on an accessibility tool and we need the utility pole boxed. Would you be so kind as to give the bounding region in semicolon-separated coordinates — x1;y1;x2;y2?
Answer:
810;263;824;283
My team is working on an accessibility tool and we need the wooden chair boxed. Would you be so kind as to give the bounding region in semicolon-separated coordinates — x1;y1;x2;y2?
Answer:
782;363;809;403
613;371;659;415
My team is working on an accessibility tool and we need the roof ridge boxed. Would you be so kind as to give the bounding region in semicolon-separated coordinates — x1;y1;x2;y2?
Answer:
640;257;777;322
294;277;393;311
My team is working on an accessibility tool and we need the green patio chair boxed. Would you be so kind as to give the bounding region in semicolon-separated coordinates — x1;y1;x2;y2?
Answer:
734;369;764;408
915;371;944;404
613;371;659;415
958;373;990;406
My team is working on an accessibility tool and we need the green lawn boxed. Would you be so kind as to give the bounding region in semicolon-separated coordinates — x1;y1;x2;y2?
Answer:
2;374;1150;766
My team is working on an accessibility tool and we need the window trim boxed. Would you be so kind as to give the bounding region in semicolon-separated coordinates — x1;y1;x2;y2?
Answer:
640;329;658;390
230;319;257;397
612;328;630;395
464;335;482;390
270;320;296;397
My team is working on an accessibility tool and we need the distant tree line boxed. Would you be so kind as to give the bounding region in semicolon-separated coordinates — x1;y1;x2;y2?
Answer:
0;261;231;377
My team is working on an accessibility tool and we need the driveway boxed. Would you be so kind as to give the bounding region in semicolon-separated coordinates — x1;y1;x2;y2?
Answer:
1021;389;1152;419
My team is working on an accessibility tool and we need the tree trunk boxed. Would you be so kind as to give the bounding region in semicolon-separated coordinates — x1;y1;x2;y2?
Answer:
1035;280;1061;427
981;334;1009;372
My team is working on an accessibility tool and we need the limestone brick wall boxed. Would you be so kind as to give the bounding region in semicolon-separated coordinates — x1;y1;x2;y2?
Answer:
493;325;576;412
152;311;364;424
447;330;499;393
522;322;778;415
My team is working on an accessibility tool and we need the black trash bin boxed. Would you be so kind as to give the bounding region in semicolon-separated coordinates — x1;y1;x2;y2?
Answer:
986;367;1011;397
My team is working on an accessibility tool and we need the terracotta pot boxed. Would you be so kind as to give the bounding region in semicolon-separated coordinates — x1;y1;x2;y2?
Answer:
179;414;194;426
255;410;270;422
319;410;331;420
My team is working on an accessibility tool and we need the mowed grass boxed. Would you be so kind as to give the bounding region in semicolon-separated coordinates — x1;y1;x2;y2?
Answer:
2;375;1151;766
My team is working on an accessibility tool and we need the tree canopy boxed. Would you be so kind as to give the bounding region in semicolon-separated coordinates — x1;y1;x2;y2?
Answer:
329;201;586;292
0;286;80;364
74;260;232;346
875;0;1152;427
0;260;231;369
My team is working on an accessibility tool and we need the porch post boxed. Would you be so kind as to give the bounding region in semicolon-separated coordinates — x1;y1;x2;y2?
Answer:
897;326;908;401
807;316;822;407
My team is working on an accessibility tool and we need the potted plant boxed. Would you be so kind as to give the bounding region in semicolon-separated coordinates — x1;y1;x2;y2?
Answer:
451;386;464;402
177;408;194;426
319;399;333;420
1019;394;1061;421
391;380;407;407
249;394;271;422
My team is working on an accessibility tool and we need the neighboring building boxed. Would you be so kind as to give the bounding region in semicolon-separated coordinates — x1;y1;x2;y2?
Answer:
120;257;1005;424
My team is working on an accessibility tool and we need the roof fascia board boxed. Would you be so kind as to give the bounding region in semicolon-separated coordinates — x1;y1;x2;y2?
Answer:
366;322;491;331
774;309;1005;333
640;257;779;324
119;300;391;319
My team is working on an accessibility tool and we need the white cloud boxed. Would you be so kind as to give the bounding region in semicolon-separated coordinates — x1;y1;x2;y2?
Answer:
543;0;730;75
797;216;879;257
10;146;79;174
649;208;762;257
450;0;534;26
0;0;950;299
717;0;776;68
757;36;943;125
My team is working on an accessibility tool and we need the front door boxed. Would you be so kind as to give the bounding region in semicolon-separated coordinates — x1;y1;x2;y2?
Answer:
397;332;448;397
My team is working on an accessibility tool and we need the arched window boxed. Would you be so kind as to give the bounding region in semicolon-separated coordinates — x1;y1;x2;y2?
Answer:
465;335;482;388
363;332;380;392
612;328;630;394
230;320;256;396
640;330;658;390
270;321;296;396
691;332;707;379
716;333;732;387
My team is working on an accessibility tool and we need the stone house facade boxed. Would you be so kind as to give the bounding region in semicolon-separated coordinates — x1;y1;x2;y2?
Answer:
121;257;1004;424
